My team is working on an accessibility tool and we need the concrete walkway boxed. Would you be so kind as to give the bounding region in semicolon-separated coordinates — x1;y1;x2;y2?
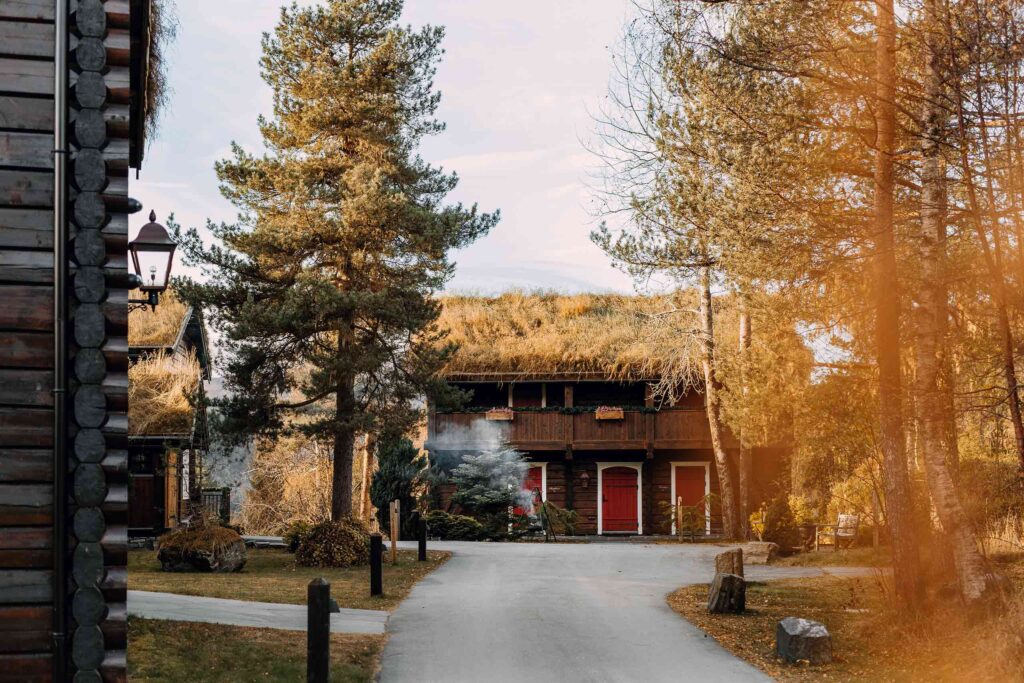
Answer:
381;541;870;683
127;590;389;635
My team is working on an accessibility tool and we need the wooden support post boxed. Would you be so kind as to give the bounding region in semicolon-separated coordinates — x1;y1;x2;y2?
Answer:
390;500;399;564
307;578;330;683
370;534;383;596
418;516;427;562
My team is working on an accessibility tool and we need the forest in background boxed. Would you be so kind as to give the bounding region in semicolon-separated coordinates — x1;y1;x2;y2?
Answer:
590;0;1024;609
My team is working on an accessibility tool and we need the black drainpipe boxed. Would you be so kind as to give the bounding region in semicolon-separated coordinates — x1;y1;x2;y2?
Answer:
52;0;69;678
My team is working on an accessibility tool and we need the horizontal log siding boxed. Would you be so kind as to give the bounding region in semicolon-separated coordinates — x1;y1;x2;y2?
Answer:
0;4;56;680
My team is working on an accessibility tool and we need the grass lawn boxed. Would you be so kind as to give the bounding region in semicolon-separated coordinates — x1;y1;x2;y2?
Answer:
668;553;1024;682
129;547;450;611
128;618;383;682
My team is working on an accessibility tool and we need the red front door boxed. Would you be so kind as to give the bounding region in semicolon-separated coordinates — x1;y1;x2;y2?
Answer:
602;466;638;533
515;465;544;515
675;465;706;507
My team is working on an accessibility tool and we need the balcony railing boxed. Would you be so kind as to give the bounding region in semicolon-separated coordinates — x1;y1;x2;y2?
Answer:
427;409;736;452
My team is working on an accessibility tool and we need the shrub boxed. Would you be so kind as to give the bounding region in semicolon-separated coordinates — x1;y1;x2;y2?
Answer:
284;520;312;553
424;510;486;540
156;524;246;572
295;517;371;567
762;495;801;553
538;501;578;537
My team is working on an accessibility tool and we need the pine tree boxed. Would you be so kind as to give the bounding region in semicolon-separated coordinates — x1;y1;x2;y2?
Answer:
176;0;497;520
369;435;421;537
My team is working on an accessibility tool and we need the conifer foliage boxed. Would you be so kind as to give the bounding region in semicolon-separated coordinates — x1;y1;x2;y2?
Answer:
176;0;497;519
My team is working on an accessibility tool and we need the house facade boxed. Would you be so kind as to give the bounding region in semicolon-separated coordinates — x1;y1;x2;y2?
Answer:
426;294;789;536
0;1;165;678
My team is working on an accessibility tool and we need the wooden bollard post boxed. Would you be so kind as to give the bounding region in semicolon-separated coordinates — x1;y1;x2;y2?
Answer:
417;516;427;562
307;578;330;683
390;500;400;564
370;534;383;596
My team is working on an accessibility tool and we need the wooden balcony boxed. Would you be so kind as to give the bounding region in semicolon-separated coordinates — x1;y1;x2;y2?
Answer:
427;409;736;453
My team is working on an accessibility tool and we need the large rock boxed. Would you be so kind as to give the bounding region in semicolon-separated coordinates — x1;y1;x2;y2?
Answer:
707;572;746;613
715;548;744;577
776;617;833;665
742;541;779;565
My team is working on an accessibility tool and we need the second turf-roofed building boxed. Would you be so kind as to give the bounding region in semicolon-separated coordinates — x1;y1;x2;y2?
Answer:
426;292;790;536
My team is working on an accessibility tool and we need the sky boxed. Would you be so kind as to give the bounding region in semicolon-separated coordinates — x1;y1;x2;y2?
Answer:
131;0;640;294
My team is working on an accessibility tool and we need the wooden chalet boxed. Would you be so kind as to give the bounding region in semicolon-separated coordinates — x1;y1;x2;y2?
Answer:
427;293;787;536
0;1;166;679
128;297;211;537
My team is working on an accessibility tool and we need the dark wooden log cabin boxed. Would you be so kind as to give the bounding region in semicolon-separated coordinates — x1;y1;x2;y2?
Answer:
426;294;789;536
128;304;211;538
1;1;162;679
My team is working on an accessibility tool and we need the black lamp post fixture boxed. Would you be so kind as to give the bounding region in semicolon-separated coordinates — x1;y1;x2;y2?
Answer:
128;210;177;312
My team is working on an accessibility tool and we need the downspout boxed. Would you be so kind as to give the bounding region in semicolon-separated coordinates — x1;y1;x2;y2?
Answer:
52;0;69;678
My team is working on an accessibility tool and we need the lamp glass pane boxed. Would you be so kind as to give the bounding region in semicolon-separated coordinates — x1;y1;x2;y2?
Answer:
134;249;171;290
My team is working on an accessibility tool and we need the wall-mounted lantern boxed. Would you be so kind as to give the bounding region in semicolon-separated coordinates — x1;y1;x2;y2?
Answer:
579;470;590;489
128;210;177;311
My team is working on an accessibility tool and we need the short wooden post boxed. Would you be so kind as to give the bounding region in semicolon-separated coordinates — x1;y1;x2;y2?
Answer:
417;516;427;561
390;500;399;564
307;578;330;683
676;496;683;541
370;534;383;596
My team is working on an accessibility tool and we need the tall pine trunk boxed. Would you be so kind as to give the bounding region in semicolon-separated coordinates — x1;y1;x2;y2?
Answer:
916;0;995;603
699;265;738;539
738;304;752;539
873;0;923;607
332;317;357;520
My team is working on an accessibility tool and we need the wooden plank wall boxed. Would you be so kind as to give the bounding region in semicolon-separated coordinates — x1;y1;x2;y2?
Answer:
0;1;58;680
0;0;130;679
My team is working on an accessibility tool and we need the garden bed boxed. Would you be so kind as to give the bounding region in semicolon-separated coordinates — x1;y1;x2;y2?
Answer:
129;547;449;612
128;618;383;682
668;554;1024;682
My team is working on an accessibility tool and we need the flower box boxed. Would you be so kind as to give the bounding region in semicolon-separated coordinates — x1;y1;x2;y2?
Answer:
594;406;624;420
485;407;514;421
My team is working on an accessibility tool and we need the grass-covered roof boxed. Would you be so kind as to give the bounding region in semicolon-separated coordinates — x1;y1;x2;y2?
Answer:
437;291;696;380
128;350;202;436
128;288;189;347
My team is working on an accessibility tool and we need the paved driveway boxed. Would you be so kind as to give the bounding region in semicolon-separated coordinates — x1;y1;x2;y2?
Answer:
381;541;863;683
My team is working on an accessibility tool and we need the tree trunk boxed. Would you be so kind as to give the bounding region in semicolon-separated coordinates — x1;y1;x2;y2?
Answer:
332;318;357;520
915;0;995;603
738;304;752;539
873;0;923;607
699;265;738;539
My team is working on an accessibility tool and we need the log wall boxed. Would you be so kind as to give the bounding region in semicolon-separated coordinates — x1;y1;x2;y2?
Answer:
0;2;60;679
0;0;131;679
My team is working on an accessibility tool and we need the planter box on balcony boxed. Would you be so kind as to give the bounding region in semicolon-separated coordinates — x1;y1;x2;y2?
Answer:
594;406;624;420
485;408;514;421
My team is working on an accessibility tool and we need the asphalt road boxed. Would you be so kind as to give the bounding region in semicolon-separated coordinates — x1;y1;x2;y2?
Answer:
380;541;862;683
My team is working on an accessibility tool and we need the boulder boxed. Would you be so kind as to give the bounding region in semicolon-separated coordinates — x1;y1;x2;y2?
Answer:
715;548;744;577
707;572;746;613
742;541;779;565
775;617;833;665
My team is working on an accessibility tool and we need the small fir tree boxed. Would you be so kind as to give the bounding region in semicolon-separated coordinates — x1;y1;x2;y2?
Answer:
450;448;530;539
369;436;422;538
